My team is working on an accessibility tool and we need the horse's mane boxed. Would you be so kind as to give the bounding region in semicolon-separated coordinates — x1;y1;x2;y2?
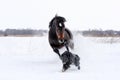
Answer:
65;28;73;39
49;16;66;28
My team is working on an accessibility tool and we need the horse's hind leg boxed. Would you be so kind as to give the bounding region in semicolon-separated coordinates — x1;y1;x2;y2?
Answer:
75;61;80;70
75;55;80;70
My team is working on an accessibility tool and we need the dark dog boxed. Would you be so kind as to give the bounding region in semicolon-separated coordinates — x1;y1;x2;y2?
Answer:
61;51;80;72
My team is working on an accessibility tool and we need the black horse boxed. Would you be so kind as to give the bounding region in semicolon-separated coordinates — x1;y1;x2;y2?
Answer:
48;15;74;58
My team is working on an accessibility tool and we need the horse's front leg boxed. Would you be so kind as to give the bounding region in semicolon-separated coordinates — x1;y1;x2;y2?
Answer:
64;41;70;52
53;48;61;58
65;45;69;52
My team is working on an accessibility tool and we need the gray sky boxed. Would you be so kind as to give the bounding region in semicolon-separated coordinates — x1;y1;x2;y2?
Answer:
0;0;120;30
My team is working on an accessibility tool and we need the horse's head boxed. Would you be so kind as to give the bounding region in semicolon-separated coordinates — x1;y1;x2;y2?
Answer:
49;15;66;43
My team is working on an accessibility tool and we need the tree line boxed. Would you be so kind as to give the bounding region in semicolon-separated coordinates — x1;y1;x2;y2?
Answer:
82;29;120;37
0;29;120;37
0;29;47;36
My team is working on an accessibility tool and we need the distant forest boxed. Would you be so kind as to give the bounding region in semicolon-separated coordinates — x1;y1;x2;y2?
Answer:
82;29;120;37
0;29;47;37
0;29;120;37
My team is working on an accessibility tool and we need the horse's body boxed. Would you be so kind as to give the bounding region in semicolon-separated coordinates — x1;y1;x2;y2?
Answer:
48;15;74;57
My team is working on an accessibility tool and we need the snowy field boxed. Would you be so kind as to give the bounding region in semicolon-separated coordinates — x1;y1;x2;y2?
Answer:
0;34;120;80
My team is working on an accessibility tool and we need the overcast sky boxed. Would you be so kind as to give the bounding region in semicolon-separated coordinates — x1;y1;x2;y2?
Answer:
0;0;120;30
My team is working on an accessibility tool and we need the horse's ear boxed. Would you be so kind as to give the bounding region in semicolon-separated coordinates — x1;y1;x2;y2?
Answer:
55;14;58;17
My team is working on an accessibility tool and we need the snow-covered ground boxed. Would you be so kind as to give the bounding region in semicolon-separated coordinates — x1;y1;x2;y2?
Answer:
0;34;120;80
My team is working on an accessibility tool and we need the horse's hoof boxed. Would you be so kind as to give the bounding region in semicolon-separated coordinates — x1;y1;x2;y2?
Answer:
78;66;80;70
